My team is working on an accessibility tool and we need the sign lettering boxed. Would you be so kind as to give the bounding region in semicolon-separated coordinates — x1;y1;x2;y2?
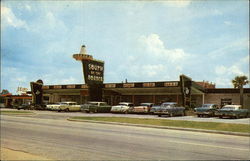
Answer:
82;60;104;85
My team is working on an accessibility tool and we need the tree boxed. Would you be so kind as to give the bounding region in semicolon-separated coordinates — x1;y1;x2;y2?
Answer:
232;76;249;108
0;89;10;95
232;76;249;88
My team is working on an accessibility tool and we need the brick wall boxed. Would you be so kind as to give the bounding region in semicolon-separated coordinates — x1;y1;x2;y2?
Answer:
205;93;250;108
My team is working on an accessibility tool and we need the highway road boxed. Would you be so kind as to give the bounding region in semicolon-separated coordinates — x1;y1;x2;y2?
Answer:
1;115;250;160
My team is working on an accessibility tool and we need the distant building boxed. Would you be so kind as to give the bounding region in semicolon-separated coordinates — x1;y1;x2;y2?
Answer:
1;94;32;108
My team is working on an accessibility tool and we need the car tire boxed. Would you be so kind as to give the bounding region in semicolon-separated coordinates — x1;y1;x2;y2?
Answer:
158;114;161;117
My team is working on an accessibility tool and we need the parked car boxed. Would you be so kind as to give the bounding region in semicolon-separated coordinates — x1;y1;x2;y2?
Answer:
111;102;134;113
81;102;111;113
46;102;62;111
58;102;81;112
0;103;5;108
194;104;218;117
216;105;249;119
149;105;162;114
154;102;185;117
15;103;31;110
33;104;46;110
131;103;154;113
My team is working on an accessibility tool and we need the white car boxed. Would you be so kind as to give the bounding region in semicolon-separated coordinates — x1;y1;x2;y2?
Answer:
46;103;62;111
111;102;134;114
58;102;81;112
132;103;154;113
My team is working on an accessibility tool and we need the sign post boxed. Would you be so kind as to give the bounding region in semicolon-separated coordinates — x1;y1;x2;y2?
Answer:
73;45;104;101
180;75;192;108
30;79;43;105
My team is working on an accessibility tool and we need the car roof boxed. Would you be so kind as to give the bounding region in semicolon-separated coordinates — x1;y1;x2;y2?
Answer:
162;102;177;104
223;105;241;108
88;101;106;103
119;102;133;104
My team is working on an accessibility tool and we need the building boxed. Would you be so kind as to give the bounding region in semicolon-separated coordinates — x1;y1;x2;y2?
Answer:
42;78;250;108
1;94;32;108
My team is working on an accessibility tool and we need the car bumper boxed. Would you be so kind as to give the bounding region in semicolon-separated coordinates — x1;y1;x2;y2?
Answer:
133;110;148;113
154;111;170;115
216;113;237;117
195;112;213;115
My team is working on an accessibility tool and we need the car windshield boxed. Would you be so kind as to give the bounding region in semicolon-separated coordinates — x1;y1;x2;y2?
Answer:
222;106;236;110
140;103;151;106
89;102;98;105
202;104;212;108
162;103;175;107
119;103;128;106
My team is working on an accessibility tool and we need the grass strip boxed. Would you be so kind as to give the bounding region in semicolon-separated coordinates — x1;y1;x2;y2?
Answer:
0;110;34;115
70;116;250;133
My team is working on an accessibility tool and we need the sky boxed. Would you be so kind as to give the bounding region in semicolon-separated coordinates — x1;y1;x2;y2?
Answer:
1;0;249;94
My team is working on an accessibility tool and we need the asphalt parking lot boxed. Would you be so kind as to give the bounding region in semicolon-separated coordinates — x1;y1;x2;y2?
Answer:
1;108;249;124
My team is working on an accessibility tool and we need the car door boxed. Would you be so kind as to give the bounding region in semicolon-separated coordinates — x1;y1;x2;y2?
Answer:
70;103;79;111
101;102;109;112
212;105;218;115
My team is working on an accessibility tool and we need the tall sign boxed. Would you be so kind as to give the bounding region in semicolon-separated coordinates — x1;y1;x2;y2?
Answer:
82;60;104;85
73;45;104;101
180;75;192;107
30;79;43;105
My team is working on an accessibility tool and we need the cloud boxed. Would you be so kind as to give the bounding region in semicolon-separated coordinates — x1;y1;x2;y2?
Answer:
214;62;247;87
208;38;248;58
241;55;249;64
215;65;227;75
43;74;79;85
224;21;233;26
215;65;244;76
1;67;30;93
214;77;232;87
162;0;191;8
139;34;188;62
25;4;31;11
142;64;165;77
30;11;68;35
212;9;223;16
1;6;28;29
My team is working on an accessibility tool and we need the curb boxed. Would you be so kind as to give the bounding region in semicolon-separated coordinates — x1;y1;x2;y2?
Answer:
67;118;250;137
